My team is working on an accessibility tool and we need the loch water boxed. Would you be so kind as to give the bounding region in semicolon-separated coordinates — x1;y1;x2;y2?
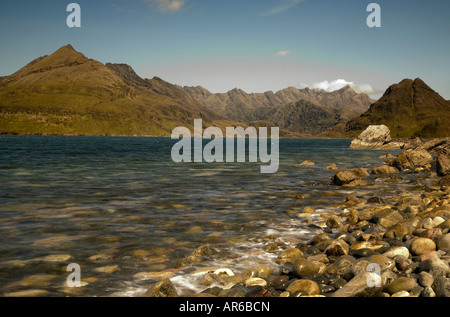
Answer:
0;136;413;296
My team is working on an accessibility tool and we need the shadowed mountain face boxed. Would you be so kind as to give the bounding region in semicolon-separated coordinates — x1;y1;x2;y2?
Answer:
346;78;450;138
183;84;374;134
0;45;229;136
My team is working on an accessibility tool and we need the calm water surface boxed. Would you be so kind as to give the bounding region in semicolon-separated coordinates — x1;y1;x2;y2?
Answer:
0;136;411;296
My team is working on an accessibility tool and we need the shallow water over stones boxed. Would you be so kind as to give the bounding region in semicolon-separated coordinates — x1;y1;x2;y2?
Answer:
2;136;441;297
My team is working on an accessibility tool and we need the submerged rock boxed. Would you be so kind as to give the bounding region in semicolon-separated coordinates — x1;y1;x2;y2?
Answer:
144;278;178;297
372;165;398;175
332;168;369;187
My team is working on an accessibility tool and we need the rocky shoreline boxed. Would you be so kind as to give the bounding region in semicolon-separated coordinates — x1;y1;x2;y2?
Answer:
145;135;450;298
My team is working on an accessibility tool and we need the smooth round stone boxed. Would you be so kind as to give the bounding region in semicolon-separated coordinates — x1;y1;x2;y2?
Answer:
36;254;72;262
276;248;303;265
307;253;329;264
350;241;384;251
286;279;320;296
244;278;267;288
419;251;441;262
387;277;417;294
391;290;410;297
310;233;332;245
383;246;410;259
422;217;434;229
421;228;443;239
247;286;272;298
327;255;356;276
418;271;434;287
326;215;343;229
422;286;437;297
333;278;347;290
93;265;119;274
303;207;315;214
293;258;320;278
4;289;49;297
351;248;376;258
410;238;437;255
369;254;396;271
325;239;349;257
433;276;450;297
436;233;450;253
279;291;290;297
7;274;56;288
133;271;174;280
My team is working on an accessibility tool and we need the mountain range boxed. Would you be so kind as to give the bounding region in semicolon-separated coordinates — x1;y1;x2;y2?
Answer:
1;44;449;138
182;84;374;134
0;45;233;136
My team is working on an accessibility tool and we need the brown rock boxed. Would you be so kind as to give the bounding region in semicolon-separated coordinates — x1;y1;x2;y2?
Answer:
326;215;343;229
437;154;450;176
372;165;398;175
392;149;433;171
325;239;350;256
286;279;320;296
331;272;383;297
350;125;392;149
325;163;338;171
293;258;320;278
387;277;417;295
144;279;178;297
410;238;437;256
276;248;303;264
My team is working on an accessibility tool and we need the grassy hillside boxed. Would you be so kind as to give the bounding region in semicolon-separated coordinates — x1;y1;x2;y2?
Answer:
346;79;450;138
0;45;232;136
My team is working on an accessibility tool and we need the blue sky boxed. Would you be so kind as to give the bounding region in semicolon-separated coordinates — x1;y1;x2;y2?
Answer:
1;0;449;99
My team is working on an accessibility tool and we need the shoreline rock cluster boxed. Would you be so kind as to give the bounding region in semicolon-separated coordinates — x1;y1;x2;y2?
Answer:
144;131;450;298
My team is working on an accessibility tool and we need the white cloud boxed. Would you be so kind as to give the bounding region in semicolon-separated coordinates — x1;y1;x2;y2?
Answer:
142;0;185;13
260;0;304;17
276;50;292;56
301;79;379;94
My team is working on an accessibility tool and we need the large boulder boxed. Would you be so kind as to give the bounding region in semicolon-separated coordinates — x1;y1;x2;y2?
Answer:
392;149;433;171
350;125;392;149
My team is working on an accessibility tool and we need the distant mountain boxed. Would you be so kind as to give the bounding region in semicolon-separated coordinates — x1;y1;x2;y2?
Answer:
269;99;342;134
183;84;374;134
0;45;232;136
346;78;450;138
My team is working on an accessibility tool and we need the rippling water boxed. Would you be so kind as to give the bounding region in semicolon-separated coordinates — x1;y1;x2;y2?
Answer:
0;135;409;296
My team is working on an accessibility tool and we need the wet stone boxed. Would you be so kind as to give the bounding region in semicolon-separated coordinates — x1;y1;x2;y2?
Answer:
286;279;320;296
293;258;320;278
386;277;417;295
144;278;178;297
276;248;303;265
246;286;272;298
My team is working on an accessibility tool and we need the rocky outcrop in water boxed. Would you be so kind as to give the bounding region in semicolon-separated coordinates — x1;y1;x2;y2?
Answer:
350;125;392;149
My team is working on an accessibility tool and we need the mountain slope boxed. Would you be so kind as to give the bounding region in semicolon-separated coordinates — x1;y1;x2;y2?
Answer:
183;84;374;133
0;45;229;136
346;78;450;138
269;100;342;134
